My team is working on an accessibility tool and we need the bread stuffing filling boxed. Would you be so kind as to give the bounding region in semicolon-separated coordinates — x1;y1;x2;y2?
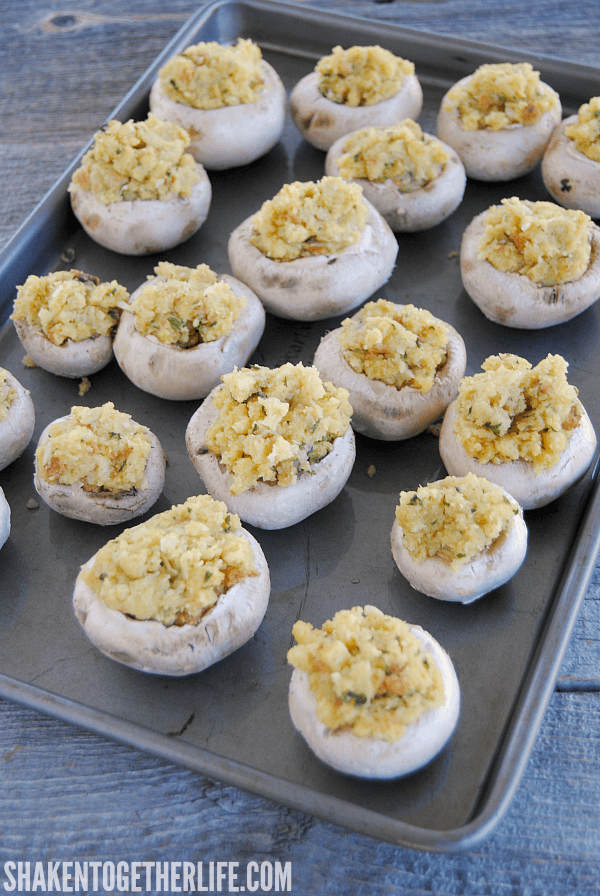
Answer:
249;177;368;261
335;120;450;190
396;472;519;571
159;38;265;109
0;370;17;422
36;402;152;493
69;114;201;204
287;605;444;742
127;262;245;347
564;96;600;162
339;299;449;392
316;45;414;107
453;353;582;471
205;362;353;495
12;270;127;345
81;494;257;626
444;62;558;130
478;197;592;286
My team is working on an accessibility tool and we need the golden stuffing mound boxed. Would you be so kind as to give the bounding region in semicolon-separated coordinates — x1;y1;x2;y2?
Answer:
129;262;246;347
395;472;519;571
565;96;600;162
69;114;201;204
335;120;450;190
478;197;592;286
339;299;449;392
287;605;445;742
453;353;582;471
36;402;152;493
81;494;257;627
159;38;265;109
444;62;558;131
0;370;17;422
12;270;127;345
316;45;414;107
249;176;368;262
205;362;353;495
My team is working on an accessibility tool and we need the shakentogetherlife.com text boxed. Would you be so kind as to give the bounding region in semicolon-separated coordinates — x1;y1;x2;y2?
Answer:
2;861;293;894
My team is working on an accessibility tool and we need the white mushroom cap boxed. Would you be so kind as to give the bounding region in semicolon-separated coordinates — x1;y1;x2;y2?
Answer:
288;621;460;778
185;385;356;529
69;161;211;256
0;487;10;551
228;198;398;321
460;209;600;328
149;60;286;170
542;114;600;218
439;398;597;510
113;274;266;401
313;308;467;440
436;75;561;181
390;495;528;603
289;70;423;152
0;369;35;470
325;132;466;232
34;415;166;525
72;527;270;675
12;317;114;378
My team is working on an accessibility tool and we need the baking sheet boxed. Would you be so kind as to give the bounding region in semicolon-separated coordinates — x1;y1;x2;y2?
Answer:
1;0;600;852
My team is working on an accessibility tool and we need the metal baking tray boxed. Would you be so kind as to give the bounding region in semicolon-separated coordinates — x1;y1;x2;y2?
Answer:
2;0;600;852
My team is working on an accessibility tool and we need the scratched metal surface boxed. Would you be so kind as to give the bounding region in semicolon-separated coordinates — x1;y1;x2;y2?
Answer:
1;0;600;851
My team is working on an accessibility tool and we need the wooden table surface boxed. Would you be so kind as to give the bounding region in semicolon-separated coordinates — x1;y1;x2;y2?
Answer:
1;2;599;893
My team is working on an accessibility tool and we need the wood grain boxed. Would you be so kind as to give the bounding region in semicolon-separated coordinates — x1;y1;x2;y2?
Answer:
1;1;599;892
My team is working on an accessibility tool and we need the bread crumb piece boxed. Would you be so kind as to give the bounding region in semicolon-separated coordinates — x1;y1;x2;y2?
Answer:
78;377;91;396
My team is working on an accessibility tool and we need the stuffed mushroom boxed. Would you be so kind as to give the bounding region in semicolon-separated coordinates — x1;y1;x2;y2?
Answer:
391;473;528;603
112;261;265;401
290;45;423;152
460;197;600;328
437;62;561;181
0;367;35;471
34;402;166;525
0;487;9;551
186;362;355;529
325;120;466;232
287;605;460;779
542;96;600;218
149;38;286;170
228;176;398;321
69;115;211;255
439;353;597;510
313;299;467;440
11;269;128;378
72;493;270;676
